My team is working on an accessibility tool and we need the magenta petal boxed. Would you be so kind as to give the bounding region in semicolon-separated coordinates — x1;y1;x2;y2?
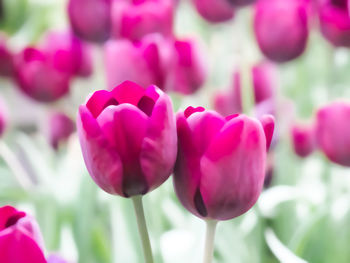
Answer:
97;104;149;196
260;114;275;151
184;106;205;118
86;90;118;118
111;81;146;106
0;229;46;263
0;206;22;231
77;106;124;196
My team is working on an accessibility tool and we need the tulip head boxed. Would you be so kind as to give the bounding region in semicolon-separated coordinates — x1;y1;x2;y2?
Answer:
0;97;7;137
316;101;350;166
15;47;71;103
47;112;75;150
77;81;177;197
254;0;309;63
174;107;274;220
68;0;111;43
111;0;174;41
252;61;278;104
192;0;235;23
291;122;316;158
319;0;350;47
0;206;46;263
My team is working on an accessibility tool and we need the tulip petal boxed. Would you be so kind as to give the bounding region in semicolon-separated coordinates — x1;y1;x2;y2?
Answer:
86;90;119;118
111;80;146;106
260;114;275;151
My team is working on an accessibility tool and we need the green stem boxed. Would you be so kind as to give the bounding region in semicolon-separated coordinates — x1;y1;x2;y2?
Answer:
131;195;154;263
203;220;218;263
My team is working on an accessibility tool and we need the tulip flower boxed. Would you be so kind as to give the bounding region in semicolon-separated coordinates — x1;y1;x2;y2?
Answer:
105;34;171;90
47;112;75;150
192;0;235;23
0;98;7;137
254;0;309;63
252;61;278;104
227;0;256;7
0;206;46;263
0;36;14;77
291;122;316;158
68;0;111;43
316;101;350;166
42;31;93;78
15;47;71;103
111;0;174;41
319;0;350;47
166;39;207;95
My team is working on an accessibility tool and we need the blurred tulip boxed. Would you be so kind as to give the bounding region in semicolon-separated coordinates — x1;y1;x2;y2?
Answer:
68;0;111;43
319;0;350;47
15;47;71;103
48;112;75;150
174;107;274;220
192;0;235;23
0;206;46;263
105;34;172;90
166;39;207;95
0;36;14;77
0;97;7;137
254;0;309;63
227;0;256;7
291;122;316;158
77;81;177;197
111;0;174;41
316;101;350;166
42;31;93;78
252;61;278;104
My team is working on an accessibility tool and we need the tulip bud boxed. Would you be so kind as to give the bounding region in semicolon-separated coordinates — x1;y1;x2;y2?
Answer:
68;0;111;43
291;122;316;158
0;36;14;77
42;31;93;78
319;0;350;47
47;112;75;150
77;81;177;197
252;61;278;104
105;34;171;90
166;39;207;94
111;0;174;41
316;101;350;166
227;0;256;7
192;0;235;23
254;0;309;63
174;107;274;220
15;47;71;103
0;206;46;263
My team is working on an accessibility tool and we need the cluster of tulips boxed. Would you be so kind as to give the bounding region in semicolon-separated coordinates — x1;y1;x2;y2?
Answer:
0;0;350;262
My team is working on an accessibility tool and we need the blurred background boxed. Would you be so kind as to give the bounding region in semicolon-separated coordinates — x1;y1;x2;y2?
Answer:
1;0;350;262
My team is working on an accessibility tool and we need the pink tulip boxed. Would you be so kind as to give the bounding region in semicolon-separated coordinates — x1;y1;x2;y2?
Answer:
15;47;71;103
0;206;46;263
105;34;172;90
227;0;256;7
192;0;235;23
165;39;207;95
42;31;93;78
254;0;309;63
252;61;278;104
68;0;111;43
0;98;8;137
291;122;316;158
77;81;177;197
111;0;174;41
316;101;350;166
0;36;14;77
174;107;274;220
319;0;350;47
48;112;75;150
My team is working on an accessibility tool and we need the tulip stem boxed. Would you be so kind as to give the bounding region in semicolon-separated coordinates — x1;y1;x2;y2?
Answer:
203;220;218;263
131;195;154;263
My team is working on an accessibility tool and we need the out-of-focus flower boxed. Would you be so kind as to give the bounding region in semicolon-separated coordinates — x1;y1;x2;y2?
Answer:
77;81;177;197
227;0;256;7
165;39;207;95
47;112;75;150
291;122;316;158
316;101;350;166
111;0;174;41
0;36;14;77
319;0;350;47
214;71;242;116
252;61;278;104
174;107;274;220
42;31;93;78
105;34;172;90
15;47;71;103
0;97;7;137
192;0;235;23
68;0;111;43
254;0;309;63
0;206;46;263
